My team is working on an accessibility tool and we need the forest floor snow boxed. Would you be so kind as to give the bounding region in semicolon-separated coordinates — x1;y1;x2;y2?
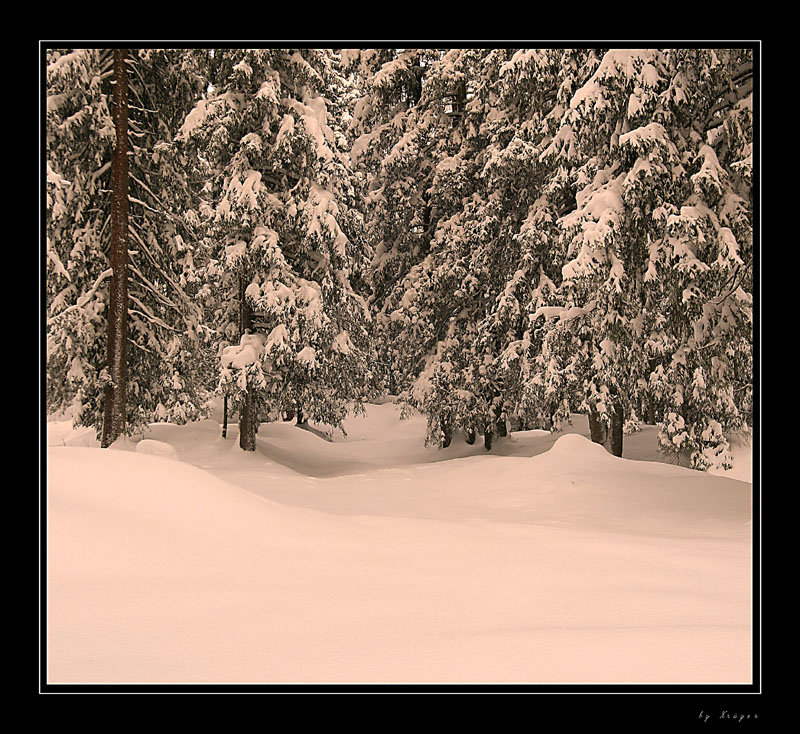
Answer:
46;402;753;684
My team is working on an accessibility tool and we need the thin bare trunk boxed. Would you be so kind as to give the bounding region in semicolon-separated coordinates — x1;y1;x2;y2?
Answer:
222;395;228;438
238;272;257;451
609;407;623;457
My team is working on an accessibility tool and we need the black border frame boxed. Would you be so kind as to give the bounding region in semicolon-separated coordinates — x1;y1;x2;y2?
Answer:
38;40;764;718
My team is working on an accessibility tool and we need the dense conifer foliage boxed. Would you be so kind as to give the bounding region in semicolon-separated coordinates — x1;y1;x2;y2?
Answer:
45;46;754;470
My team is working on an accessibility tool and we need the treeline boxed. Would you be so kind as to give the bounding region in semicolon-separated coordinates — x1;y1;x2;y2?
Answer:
45;47;754;470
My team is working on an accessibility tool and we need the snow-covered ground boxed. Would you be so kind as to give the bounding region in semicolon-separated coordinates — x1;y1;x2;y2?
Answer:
46;403;753;684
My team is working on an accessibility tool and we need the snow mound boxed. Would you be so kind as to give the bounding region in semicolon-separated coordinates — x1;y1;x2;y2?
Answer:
547;432;613;459
135;439;178;460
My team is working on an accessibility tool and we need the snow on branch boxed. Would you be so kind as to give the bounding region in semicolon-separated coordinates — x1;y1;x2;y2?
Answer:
47;268;113;325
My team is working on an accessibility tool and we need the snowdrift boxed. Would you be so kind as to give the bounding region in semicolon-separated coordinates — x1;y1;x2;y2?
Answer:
46;405;752;684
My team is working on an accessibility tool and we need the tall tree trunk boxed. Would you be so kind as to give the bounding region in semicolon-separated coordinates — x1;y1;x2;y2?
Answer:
609;406;623;457
237;272;257;450
101;49;130;448
588;410;607;446
296;404;306;426
221;395;228;438
484;429;494;451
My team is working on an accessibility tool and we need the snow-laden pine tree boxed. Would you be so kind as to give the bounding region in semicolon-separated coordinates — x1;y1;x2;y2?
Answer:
357;48;496;441
121;49;216;429
180;49;374;450
531;49;669;456
377;49;578;448
343;47;445;394
46;48;209;440
470;49;598;440
531;47;753;466
642;48;753;470
368;46;753;467
47;49;115;429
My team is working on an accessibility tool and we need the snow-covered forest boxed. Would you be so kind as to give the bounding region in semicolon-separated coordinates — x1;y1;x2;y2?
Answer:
44;46;756;687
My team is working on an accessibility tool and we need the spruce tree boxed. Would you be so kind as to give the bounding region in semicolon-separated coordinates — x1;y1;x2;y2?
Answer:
643;48;753;469
46;48;210;439
47;49;116;429
181;49;373;450
344;48;443;395
380;49;572;448
533;47;753;466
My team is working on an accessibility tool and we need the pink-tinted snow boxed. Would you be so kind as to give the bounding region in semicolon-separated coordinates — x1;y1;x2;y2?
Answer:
46;404;752;683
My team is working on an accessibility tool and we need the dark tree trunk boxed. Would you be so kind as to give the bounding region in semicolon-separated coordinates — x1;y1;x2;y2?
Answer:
484;429;494;451
239;389;257;451
237;272;257;450
239;272;253;335
441;416;452;448
588;410;607;446
609;407;623;457
409;63;423;105
296;404;306;426
222;395;228;438
496;417;507;438
101;49;130;449
465;427;476;445
646;395;655;425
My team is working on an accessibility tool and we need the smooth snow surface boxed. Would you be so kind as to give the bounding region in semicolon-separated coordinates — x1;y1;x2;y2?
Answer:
46;404;752;684
135;439;178;461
